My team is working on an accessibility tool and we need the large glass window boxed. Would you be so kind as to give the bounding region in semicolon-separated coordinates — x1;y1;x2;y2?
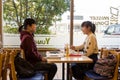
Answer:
74;0;120;49
2;0;120;49
3;0;70;49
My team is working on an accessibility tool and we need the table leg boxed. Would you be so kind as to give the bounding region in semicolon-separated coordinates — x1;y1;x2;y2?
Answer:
62;63;65;80
67;63;70;80
70;64;72;80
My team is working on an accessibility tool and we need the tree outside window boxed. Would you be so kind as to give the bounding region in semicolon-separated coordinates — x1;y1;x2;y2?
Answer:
3;0;70;34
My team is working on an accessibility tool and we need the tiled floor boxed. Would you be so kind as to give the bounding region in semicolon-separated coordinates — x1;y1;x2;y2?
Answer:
54;63;66;80
54;63;75;80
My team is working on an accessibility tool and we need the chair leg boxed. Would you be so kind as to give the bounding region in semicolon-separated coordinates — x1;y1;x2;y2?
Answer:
44;73;48;80
2;69;7;80
9;68;12;80
69;68;73;80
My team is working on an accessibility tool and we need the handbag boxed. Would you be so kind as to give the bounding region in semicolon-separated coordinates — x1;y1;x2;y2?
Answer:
94;53;117;78
14;53;35;78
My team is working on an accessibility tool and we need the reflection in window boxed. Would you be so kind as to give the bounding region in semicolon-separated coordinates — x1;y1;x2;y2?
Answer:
107;26;115;34
115;25;120;33
68;25;81;32
67;15;84;20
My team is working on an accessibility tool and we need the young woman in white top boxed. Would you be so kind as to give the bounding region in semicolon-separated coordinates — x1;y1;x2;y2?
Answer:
71;21;98;80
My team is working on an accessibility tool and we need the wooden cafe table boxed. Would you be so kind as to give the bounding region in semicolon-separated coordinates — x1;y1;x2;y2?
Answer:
47;56;93;80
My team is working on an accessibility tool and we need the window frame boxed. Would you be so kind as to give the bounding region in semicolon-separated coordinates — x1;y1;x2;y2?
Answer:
0;0;3;48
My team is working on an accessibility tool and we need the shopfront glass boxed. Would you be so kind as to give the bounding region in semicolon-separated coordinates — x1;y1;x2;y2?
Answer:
73;0;120;49
3;0;70;49
2;0;120;49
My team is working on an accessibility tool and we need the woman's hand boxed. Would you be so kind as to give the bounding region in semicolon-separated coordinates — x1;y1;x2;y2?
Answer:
42;57;47;62
70;45;75;50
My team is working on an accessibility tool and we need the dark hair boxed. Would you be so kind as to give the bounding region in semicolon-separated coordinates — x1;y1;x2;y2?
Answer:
81;21;96;34
18;18;36;32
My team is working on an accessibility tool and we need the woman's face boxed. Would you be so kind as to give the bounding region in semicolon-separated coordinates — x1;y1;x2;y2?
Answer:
81;26;91;34
28;24;36;33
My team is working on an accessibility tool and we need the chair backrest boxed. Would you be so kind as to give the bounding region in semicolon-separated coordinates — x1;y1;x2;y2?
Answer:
101;49;119;80
0;53;4;79
0;51;6;80
2;51;11;80
9;51;17;80
112;51;119;80
0;53;2;78
9;49;26;80
100;48;108;58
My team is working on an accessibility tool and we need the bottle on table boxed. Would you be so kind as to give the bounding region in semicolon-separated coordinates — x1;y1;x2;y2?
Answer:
65;44;69;57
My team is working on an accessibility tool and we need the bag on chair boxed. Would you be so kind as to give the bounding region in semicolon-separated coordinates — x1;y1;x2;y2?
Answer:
94;53;117;78
14;53;35;78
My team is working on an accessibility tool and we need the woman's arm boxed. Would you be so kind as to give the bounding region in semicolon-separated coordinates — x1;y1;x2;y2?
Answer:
71;43;84;51
75;44;84;51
